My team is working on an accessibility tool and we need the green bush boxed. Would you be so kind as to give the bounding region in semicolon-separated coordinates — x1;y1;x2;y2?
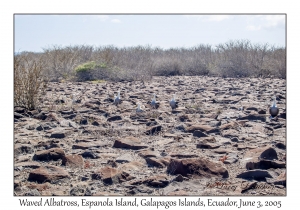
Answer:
75;61;106;73
74;61;110;81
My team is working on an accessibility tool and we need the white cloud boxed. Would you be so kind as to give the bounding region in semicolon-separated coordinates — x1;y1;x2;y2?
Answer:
246;15;285;31
264;15;285;28
111;19;121;23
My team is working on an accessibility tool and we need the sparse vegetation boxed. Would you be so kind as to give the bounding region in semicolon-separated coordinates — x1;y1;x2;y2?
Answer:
14;40;286;110
15;40;286;84
14;52;47;110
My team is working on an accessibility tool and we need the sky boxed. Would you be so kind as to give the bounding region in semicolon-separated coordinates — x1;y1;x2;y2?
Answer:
14;14;286;52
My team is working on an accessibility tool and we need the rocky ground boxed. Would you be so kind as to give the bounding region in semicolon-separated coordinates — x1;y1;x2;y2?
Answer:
14;76;286;196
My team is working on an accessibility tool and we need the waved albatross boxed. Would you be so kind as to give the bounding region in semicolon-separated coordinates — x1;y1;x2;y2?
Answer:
136;102;145;112
269;96;279;118
170;94;179;110
150;93;160;109
113;90;121;105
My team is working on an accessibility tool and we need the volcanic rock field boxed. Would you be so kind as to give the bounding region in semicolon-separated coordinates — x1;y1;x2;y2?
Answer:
14;76;286;196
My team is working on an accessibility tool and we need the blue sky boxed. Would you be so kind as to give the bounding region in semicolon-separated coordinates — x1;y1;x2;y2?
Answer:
14;14;286;52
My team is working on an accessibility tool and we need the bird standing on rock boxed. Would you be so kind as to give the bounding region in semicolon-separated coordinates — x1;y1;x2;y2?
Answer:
136;102;145;112
113;90;121;105
170;94;179;110
72;94;76;105
72;94;81;104
150;93;160;109
269;96;279;118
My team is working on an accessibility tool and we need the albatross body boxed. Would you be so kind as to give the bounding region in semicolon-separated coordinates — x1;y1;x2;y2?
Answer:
269;97;279;118
150;94;159;109
136;103;144;112
72;94;76;104
72;94;81;104
170;94;179;110
113;90;121;105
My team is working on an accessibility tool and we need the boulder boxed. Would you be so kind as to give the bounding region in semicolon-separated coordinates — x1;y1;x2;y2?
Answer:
113;136;148;150
28;165;69;183
167;158;229;178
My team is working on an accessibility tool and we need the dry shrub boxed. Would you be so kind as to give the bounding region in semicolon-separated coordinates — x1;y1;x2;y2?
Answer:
74;45;154;82
14;52;47;110
154;57;182;76
42;45;94;81
212;40;286;78
21;40;285;83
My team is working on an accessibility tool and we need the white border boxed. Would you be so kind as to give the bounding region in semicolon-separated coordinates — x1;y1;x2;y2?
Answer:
3;1;296;209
